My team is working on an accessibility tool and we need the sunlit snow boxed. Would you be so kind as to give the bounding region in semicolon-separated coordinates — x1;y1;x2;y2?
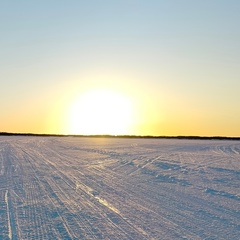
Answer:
0;136;239;239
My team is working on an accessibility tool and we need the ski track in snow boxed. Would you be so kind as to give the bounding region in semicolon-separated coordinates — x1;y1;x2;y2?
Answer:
0;136;239;239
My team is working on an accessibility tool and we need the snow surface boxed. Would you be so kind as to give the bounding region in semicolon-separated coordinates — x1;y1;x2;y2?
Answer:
0;136;239;239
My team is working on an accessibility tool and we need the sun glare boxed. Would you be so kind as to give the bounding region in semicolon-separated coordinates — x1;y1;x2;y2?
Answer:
67;89;133;135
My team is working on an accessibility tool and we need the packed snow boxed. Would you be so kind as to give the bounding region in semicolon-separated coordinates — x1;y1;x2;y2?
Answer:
0;136;239;239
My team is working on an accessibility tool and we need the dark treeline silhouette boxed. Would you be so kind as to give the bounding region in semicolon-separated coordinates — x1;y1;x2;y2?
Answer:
0;132;240;140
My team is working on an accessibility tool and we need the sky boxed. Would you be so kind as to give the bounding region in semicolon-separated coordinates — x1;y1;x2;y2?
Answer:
1;1;240;136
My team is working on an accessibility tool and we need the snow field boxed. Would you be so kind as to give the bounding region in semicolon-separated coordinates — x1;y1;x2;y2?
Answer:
0;136;239;239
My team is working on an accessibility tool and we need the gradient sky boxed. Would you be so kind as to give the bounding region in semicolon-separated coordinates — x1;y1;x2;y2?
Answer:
1;1;240;136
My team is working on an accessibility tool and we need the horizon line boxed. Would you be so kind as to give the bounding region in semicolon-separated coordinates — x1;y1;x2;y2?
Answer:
0;132;240;140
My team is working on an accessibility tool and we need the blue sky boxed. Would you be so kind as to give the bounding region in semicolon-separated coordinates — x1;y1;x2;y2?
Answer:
1;1;240;136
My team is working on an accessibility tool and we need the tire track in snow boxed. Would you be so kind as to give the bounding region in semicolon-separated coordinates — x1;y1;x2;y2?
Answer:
5;190;12;240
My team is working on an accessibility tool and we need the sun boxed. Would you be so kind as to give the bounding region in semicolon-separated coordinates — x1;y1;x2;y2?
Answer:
67;89;133;135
